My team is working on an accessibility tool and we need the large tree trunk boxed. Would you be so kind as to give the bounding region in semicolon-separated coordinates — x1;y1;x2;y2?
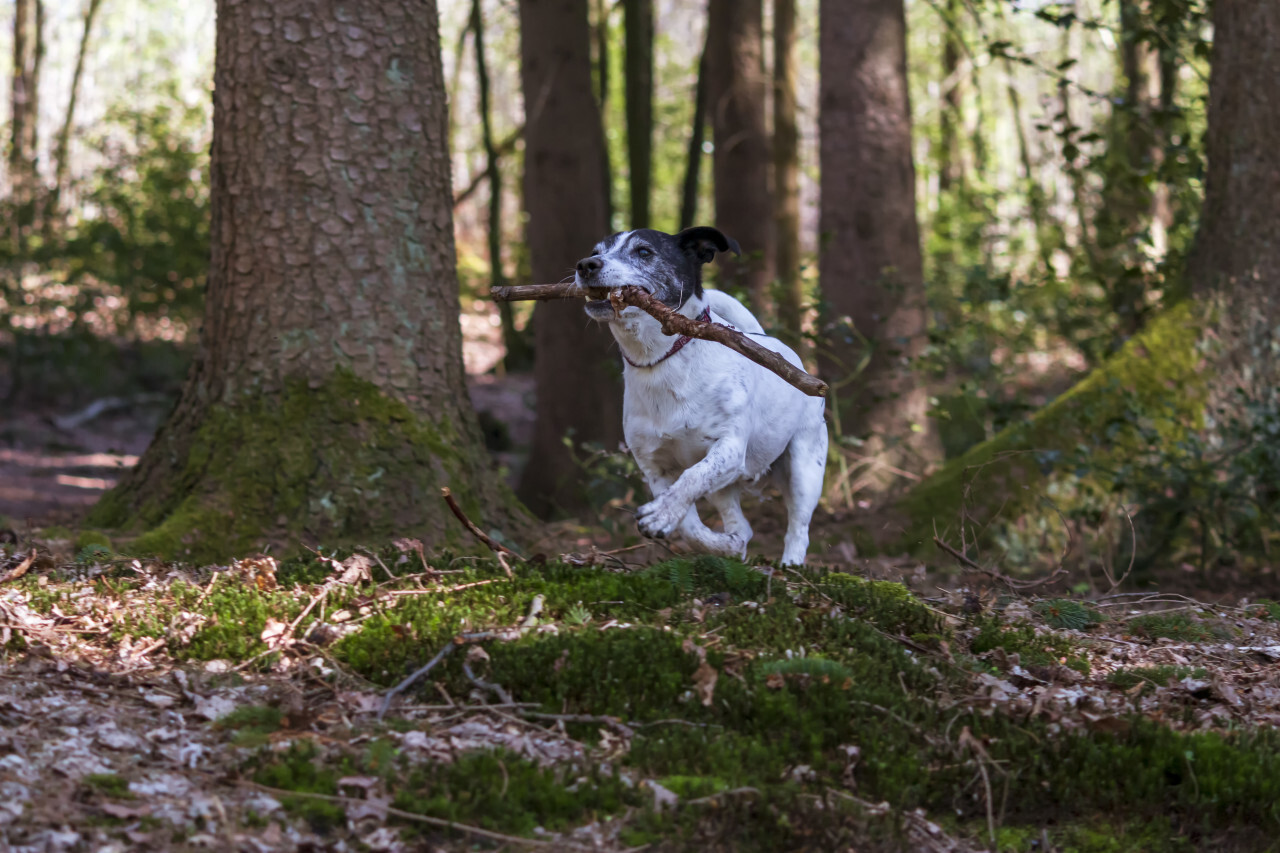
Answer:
1186;1;1280;297
88;0;519;561
773;0;802;346
817;0;939;491
623;0;652;228
517;0;623;517
706;0;773;314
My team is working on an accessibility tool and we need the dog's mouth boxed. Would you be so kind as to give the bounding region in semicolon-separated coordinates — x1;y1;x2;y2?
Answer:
583;285;612;303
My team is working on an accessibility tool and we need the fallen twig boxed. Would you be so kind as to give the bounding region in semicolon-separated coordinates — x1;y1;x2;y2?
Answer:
490;282;828;397
520;710;636;739
932;535;1066;591
0;550;36;584
385;579;502;596
378;631;494;720
236;779;597;851
441;487;523;569
462;662;514;705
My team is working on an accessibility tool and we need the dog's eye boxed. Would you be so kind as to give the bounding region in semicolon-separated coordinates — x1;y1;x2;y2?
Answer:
635;247;653;259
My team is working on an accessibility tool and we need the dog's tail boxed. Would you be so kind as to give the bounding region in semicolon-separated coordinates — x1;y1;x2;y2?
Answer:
703;289;765;335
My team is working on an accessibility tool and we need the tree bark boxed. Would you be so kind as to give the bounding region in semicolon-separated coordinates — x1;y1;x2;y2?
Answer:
50;0;105;223
706;0;774;314
678;28;710;232
9;0;42;242
817;0;939;489
517;0;624;517
1186;0;1280;297
88;0;520;561
592;0;614;221
623;0;652;228
773;0;802;346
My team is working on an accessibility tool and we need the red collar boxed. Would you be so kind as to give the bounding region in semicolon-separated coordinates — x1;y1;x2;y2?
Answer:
622;307;712;368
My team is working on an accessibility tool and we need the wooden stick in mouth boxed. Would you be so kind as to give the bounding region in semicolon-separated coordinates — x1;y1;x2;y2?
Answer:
489;283;828;398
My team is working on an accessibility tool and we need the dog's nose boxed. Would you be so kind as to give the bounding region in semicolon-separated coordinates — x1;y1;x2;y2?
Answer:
577;256;603;279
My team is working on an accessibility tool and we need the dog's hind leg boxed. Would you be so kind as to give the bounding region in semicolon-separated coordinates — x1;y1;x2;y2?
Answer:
777;419;828;566
704;487;752;558
676;503;748;558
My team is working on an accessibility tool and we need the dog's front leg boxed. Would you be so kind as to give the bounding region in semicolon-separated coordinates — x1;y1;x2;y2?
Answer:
636;437;747;540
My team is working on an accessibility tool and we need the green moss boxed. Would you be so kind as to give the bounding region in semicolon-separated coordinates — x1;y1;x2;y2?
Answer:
83;773;132;799
993;817;1196;852
73;530;112;551
89;368;526;563
1109;666;1208;694
1036;599;1106;630
216;704;284;747
36;525;74;542
893;303;1207;553
1127;612;1221;642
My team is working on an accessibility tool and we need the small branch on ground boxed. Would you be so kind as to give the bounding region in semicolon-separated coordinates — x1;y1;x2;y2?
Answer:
378;631;494;720
441;487;523;570
462;662;514;705
490;282;828;397
520;710;636;739
236;779;598;851
0;550;36;584
931;535;1066;591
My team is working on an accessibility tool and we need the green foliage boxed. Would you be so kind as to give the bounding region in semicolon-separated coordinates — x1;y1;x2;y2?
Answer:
757;656;854;683
63;87;211;324
1127;612;1219;642
1108;666;1207;694
216;704;285;747
970;618;1088;671
1035;599;1105;630
82;773;132;799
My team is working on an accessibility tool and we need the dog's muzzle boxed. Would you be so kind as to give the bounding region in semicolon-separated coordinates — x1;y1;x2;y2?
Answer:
576;256;616;319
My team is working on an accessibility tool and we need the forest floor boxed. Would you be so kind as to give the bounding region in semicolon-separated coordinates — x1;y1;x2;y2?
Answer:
0;525;1278;852
4;315;1280;851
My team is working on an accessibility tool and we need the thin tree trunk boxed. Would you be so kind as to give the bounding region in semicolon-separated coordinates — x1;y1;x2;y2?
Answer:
89;0;519;560
623;0;652;228
517;0;624;517
707;0;774;315
9;0;41;244
934;0;963;290
679;28;710;232
1100;0;1158;336
817;0;940;489
986;1;1055;274
472;0;531;371
50;0;105;224
773;0;802;346
592;0;614;222
938;0;962;197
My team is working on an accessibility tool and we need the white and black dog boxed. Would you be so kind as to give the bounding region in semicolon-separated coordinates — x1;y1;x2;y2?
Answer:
577;227;827;566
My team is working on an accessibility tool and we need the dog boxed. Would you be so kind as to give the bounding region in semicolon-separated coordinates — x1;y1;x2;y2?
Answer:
576;226;828;566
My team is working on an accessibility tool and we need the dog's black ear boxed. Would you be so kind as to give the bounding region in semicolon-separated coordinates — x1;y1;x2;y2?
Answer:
677;227;741;265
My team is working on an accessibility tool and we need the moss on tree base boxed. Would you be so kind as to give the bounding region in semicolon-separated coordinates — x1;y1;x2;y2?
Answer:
88;369;524;562
889;302;1209;554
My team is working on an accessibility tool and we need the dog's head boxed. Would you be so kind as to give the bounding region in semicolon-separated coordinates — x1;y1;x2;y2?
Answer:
576;227;740;322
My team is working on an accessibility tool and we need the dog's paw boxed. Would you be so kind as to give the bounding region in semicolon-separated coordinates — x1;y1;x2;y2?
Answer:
637;496;684;540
